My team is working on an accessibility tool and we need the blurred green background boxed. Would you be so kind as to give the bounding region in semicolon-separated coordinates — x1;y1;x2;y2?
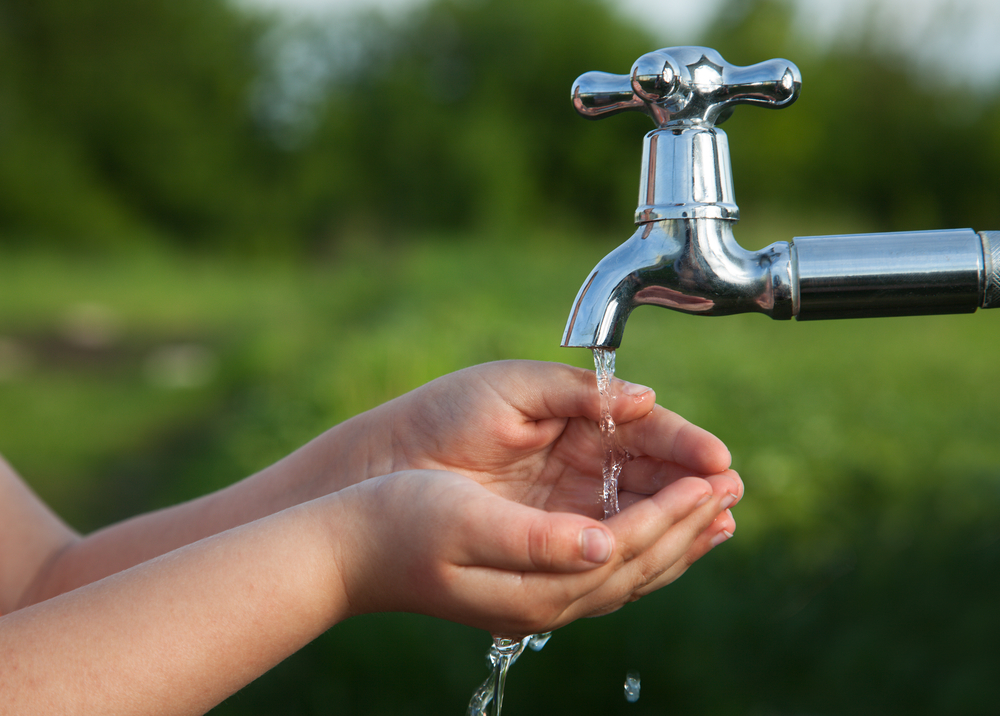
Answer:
2;0;1000;713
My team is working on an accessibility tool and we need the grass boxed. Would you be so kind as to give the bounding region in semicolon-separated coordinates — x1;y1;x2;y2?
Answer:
1;227;999;714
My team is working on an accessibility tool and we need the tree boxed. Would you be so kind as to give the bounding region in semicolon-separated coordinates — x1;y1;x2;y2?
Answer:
0;0;278;249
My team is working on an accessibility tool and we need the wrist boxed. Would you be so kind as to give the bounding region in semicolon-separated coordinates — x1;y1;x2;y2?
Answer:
317;406;399;489
309;482;386;620
244;406;396;509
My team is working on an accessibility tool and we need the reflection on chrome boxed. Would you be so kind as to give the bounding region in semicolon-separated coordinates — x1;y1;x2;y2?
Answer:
562;46;999;349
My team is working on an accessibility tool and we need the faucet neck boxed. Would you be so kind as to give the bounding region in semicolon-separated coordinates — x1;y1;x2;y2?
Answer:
635;125;739;224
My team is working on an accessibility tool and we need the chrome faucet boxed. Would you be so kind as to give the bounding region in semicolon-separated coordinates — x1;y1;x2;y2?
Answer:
561;47;1000;349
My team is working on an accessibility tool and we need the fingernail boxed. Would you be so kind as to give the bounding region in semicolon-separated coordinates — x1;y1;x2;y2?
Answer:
696;491;712;508
581;528;613;564
710;530;734;548
618;381;653;401
720;492;738;510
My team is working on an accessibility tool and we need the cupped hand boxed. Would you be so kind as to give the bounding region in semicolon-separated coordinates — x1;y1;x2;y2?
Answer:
333;467;740;636
358;360;736;521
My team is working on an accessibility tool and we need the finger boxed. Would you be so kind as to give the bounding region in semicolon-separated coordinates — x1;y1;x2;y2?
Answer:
700;469;743;504
478;479;739;631
617;490;646;511
618;466;743;509
604;476;719;560
455;487;617;573
618;457;716;496
598;471;741;585
489;361;657;424
499;473;741;626
631;506;737;598
560;482;737;620
618;479;738;599
617;405;731;475
608;377;659;424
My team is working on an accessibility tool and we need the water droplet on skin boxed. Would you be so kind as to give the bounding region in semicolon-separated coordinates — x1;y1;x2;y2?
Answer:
527;632;552;651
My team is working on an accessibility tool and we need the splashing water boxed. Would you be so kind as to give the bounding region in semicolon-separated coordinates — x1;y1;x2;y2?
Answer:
466;350;629;714
466;633;552;715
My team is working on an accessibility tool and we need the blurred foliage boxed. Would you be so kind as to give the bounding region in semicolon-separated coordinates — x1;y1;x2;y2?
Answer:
0;0;301;248
275;0;656;240
708;0;1000;235
0;0;657;251
3;0;1000;713
1;234;999;714
4;0;1000;252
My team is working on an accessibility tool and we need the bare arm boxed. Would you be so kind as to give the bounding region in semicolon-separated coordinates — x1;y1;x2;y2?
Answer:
0;496;347;716
0;353;745;715
0;463;740;715
12;360;738;608
0;456;78;613
11;413;376;606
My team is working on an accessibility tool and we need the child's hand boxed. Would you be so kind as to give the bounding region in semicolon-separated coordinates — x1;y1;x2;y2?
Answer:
354;360;736;521
331;467;740;635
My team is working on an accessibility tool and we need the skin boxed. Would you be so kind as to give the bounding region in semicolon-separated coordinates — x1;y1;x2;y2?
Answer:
0;360;741;715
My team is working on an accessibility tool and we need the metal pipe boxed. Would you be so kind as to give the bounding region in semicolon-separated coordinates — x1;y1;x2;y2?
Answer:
792;229;995;319
561;227;999;349
559;47;1000;349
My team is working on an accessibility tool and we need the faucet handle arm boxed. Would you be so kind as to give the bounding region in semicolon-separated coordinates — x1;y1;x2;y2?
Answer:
690;55;801;125
573;46;801;127
571;71;645;119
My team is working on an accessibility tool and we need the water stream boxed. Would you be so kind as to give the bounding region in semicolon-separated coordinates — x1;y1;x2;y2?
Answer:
593;347;628;519
466;633;551;716
595;349;641;705
465;349;633;714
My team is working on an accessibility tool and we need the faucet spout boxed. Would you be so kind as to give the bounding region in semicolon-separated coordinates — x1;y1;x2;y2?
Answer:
561;219;793;348
563;225;1000;349
560;47;1000;351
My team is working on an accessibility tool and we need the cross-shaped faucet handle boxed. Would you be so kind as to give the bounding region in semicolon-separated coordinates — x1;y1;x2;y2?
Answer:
572;46;801;127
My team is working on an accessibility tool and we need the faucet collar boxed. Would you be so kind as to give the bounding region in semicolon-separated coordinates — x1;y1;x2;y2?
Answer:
635;125;739;224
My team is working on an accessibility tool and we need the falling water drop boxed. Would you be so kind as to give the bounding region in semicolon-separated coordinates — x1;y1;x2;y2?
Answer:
624;671;641;703
526;632;552;652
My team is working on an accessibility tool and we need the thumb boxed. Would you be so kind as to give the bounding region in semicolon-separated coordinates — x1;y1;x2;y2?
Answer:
459;489;615;573
500;360;656;424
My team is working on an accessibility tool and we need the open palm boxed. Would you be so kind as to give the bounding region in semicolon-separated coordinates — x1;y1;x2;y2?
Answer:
365;360;732;520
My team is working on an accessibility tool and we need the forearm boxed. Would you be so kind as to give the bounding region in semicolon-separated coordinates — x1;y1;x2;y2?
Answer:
0;458;78;612
23;410;391;605
0;499;348;716
25;359;587;605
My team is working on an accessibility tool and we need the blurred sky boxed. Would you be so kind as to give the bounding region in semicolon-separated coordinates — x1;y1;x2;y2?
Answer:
238;0;1000;89
239;0;723;36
